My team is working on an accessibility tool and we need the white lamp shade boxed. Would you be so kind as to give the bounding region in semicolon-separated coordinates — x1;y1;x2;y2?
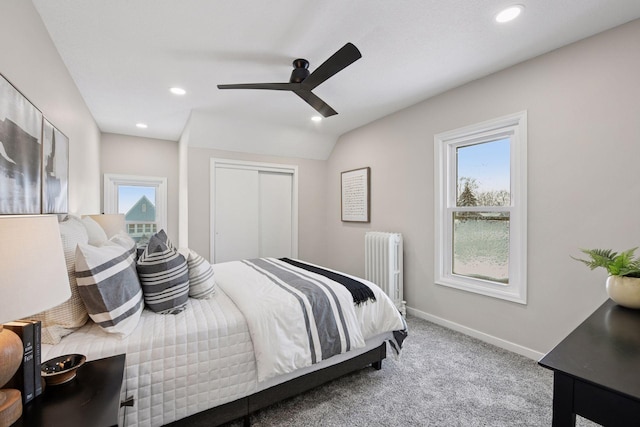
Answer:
0;215;71;324
87;214;126;238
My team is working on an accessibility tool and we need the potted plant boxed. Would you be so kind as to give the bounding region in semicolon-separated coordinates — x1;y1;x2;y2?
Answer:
572;248;640;309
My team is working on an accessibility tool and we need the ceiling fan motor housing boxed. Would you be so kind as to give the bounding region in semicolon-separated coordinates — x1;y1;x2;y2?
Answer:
290;59;310;83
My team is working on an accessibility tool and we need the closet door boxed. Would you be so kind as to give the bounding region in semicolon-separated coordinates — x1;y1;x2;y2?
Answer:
214;167;259;263
259;172;292;258
212;160;297;264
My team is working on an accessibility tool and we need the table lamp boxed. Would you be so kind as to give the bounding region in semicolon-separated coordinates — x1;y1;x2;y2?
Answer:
0;216;71;427
86;213;125;239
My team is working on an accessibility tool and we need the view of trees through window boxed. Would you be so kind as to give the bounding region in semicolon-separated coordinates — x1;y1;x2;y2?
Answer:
453;138;510;284
457;177;510;207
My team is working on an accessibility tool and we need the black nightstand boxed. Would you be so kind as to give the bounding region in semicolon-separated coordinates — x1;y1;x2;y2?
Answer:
13;354;126;427
539;300;640;426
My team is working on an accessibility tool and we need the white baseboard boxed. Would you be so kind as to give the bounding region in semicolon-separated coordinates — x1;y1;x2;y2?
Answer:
406;306;545;361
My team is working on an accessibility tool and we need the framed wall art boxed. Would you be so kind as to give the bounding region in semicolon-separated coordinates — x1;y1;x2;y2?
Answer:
42;118;69;214
0;73;43;214
341;167;370;222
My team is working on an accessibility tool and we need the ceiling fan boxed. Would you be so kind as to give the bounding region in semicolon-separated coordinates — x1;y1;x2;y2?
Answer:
217;43;361;118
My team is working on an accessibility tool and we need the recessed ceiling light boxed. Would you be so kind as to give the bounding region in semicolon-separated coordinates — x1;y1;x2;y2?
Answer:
170;87;186;95
495;5;523;23
311;116;322;122
136;123;148;129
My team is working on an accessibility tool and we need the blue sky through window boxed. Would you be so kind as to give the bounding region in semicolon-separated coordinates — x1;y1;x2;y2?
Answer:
457;138;510;193
118;185;156;214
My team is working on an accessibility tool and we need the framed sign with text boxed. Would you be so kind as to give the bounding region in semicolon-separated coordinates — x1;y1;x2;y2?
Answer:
341;167;370;222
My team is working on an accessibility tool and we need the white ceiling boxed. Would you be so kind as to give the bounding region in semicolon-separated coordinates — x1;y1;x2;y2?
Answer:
32;1;640;159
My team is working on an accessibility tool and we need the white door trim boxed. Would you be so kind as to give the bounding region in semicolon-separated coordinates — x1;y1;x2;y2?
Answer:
210;158;299;262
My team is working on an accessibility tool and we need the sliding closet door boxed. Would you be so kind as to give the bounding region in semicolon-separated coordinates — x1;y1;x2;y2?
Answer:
212;159;298;264
259;172;292;258
214;167;259;263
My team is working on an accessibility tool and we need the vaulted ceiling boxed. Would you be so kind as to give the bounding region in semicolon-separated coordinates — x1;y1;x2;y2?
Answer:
32;1;640;159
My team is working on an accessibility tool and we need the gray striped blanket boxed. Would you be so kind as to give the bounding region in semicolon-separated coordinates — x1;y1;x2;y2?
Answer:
214;258;406;382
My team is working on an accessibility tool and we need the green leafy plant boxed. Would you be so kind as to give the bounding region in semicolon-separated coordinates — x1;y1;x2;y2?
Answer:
572;248;640;277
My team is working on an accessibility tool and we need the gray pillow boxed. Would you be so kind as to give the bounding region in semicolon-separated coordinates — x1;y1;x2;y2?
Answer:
136;234;189;314
136;229;174;259
75;232;144;337
154;229;175;250
185;249;216;299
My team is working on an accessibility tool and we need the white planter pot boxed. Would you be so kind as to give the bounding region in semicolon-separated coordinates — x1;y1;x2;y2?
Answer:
606;276;640;309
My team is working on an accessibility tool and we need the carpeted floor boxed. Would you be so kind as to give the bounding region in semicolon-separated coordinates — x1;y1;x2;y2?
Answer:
224;315;599;426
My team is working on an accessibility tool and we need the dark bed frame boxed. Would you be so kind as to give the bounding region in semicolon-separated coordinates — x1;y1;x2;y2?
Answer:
165;342;387;427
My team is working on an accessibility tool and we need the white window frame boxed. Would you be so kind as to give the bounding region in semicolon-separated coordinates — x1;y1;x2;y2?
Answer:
434;111;527;304
103;173;168;235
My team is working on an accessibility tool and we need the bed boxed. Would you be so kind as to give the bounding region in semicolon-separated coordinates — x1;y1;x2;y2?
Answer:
40;223;407;427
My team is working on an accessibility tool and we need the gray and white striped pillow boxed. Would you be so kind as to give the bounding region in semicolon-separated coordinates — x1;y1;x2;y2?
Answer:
185;249;216;299
75;233;144;337
155;229;175;249
136;229;175;259
136;234;189;314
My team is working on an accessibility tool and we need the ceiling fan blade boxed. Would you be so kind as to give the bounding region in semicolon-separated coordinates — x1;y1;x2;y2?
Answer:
301;43;362;90
217;82;298;91
294;90;337;117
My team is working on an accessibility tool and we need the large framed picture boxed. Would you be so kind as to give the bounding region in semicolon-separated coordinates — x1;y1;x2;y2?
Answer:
42;119;69;214
341;167;370;222
0;74;43;214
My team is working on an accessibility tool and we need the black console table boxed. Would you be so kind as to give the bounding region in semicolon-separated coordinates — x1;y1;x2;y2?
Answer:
539;299;640;426
13;354;126;427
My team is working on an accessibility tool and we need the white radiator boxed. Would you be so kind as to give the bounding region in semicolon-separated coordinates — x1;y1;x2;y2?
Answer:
365;232;405;316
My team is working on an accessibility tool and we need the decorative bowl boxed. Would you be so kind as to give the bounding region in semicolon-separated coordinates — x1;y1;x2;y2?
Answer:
41;354;86;386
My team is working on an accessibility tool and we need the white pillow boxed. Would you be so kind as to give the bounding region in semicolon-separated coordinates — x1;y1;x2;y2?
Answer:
75;233;144;337
81;215;108;246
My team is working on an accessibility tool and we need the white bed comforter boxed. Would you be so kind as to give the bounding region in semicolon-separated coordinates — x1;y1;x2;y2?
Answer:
42;287;257;427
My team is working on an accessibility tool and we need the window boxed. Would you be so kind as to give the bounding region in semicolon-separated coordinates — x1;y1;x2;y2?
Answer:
434;111;527;304
104;174;167;245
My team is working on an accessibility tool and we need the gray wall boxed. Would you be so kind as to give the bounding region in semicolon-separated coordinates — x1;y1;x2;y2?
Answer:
0;1;101;214
100;133;180;243
187;147;328;265
325;19;640;356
